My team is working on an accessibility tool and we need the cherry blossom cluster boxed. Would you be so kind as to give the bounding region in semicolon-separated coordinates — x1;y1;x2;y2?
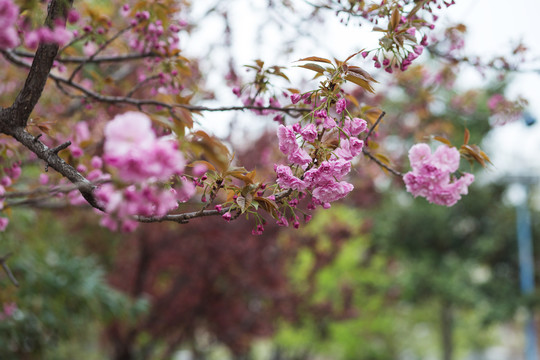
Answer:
24;16;76;49
345;0;457;73
95;112;195;232
122;5;182;55
361;21;427;73
1;0;78;50
403;143;474;206
274;96;369;213
0;0;19;49
363;42;425;73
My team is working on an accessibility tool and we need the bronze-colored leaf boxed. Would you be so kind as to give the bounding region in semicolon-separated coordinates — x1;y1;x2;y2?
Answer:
298;63;326;74
189;131;230;172
460;145;485;167
228;170;256;185
479;150;493;165
345;94;359;107
297;56;332;64
463;128;470;145
344;74;375;93
343;50;364;64
254;196;279;218
374;153;391;166
347;66;378;83
434;136;452;146
408;2;424;18
389;7;400;31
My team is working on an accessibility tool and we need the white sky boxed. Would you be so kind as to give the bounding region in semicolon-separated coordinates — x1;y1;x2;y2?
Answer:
183;0;540;153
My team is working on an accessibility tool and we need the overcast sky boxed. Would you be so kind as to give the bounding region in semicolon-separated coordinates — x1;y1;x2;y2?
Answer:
185;0;540;150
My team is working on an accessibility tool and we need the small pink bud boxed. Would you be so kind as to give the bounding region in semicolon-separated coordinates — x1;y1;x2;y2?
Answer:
290;93;301;104
222;212;232;222
67;10;80;24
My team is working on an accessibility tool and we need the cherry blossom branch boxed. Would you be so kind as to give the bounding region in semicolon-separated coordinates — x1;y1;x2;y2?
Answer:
2;126;104;211
0;0;103;213
0;253;18;287
137;207;230;224
137;190;291;224
2;49;312;115
13;49;164;64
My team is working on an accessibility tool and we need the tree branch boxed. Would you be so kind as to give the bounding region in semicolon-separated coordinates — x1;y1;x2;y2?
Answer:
5;127;104;211
1;49;311;115
13;49;165;64
8;0;73;128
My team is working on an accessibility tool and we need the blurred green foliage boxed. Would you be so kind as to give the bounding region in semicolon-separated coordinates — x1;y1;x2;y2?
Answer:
0;209;147;360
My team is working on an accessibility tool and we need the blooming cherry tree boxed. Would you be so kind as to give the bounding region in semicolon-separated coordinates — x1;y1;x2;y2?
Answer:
0;0;515;248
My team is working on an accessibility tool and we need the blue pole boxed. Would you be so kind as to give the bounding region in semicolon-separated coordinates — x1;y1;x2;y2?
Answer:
516;183;539;360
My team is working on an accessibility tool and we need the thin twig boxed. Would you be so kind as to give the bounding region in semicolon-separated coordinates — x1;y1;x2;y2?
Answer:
50;140;71;154
362;147;403;177
0;253;19;287
68;25;134;82
364;110;385;142
127;75;160;97
1;179;110;200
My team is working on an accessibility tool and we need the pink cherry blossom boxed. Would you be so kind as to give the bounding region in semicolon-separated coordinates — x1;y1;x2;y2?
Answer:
277;125;298;155
322;116;337;129
312;180;353;203
0;0;17;49
431;144;460;173
344;117;368;136
335;98;347;114
275;165;307;190
287;147;311;166
404;143;474;206
0;26;17;49
104;111;156;158
300;123;318;142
